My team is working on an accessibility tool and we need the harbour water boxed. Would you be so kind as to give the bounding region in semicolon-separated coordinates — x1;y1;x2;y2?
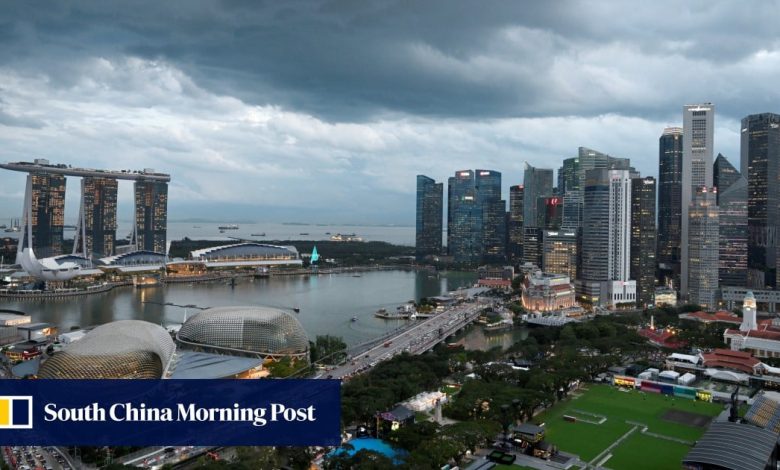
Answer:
3;222;419;247
2;270;477;345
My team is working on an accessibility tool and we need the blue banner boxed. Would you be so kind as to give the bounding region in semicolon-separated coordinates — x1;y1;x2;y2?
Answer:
0;379;341;446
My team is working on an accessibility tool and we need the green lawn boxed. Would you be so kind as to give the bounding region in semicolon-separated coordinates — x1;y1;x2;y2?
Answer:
535;384;723;462
606;433;691;470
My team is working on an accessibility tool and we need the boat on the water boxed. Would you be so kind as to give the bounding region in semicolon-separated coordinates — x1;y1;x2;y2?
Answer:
330;233;363;242
251;233;266;236
218;224;239;230
350;316;358;322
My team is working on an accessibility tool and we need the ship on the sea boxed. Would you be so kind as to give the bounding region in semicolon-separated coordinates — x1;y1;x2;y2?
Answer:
330;233;363;242
218;224;239;230
251;233;266;237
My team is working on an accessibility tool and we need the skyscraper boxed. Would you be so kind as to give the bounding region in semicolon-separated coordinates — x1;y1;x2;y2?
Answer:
658;127;683;289
543;229;578;280
77;177;118;258
415;175;443;260
522;163;553;228
578;169;636;307
134;180;168;254
28;172;66;258
688;188;719;309
681;103;715;299
558;157;580;193
522;227;542;268
476;170;506;262
719;176;748;288
536;196;563;230
448;171;479;264
630;177;657;307
561;191;583;230
508;185;524;260
713;153;741;203
740;112;780;289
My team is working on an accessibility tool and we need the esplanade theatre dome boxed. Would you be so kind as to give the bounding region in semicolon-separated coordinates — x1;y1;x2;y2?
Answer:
38;320;176;379
176;306;309;358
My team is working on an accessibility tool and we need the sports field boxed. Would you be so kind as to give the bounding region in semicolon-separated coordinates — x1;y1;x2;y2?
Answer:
534;384;723;470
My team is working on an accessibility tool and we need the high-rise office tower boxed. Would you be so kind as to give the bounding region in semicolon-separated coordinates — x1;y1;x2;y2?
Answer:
578;169;635;307
522;163;553;228
741;112;780;289
687;188;719;309
681;103;715;299
713;154;740;203
77;177;118;258
719;176;748;288
447;171;479;264
561;191;583;230
134;180;168;254
476;170;506;262
543;229;578;280
559;148;634;231
415;175;443;260
536;196;563;230
508;185;524;260
28;172;66;258
522;227;542;268
630;177;657;307
657;127;683;289
558;157;580;193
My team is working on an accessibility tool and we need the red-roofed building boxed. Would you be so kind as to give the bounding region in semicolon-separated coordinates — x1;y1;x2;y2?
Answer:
638;327;687;349
679;310;741;326
701;349;761;374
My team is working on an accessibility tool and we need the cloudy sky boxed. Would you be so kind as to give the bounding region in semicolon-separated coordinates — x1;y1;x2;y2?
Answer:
1;0;779;224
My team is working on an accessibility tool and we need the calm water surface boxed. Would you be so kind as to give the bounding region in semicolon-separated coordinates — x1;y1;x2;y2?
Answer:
2;270;476;345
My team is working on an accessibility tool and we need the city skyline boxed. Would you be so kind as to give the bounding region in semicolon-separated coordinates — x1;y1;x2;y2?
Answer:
3;2;780;224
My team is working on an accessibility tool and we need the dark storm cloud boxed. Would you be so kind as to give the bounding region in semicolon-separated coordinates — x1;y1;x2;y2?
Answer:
3;0;779;122
1;1;779;223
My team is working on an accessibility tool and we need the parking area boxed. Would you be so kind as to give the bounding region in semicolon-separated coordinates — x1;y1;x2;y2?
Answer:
3;446;74;470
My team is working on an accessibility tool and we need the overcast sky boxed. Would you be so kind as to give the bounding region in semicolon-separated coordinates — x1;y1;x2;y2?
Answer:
1;0;779;224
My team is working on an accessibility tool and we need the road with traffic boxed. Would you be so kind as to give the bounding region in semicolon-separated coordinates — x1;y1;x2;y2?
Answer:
323;298;489;380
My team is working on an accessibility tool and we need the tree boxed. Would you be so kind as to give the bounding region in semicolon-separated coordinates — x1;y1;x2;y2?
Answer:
324;449;396;470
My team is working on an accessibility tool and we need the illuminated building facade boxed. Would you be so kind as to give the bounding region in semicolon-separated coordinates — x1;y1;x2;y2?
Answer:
740;113;780;289
630;176;656;307
134;180;169;254
522;272;577;312
542;230;577;280
508;185;524;260
719;176;748;288
29;172;66;258
687;188;719;309
658;127;684;289
77;177;118;258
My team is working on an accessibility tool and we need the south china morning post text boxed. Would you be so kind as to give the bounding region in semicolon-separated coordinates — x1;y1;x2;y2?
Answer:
0;379;341;446
43;402;318;428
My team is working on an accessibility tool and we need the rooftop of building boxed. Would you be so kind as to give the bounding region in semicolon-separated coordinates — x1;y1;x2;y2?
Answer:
168;351;264;379
0;160;171;181
638;327;687;349
683;421;778;470
701;349;761;374
680;310;742;325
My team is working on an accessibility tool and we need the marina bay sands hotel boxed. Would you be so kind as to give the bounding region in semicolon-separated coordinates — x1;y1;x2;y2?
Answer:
0;159;170;259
